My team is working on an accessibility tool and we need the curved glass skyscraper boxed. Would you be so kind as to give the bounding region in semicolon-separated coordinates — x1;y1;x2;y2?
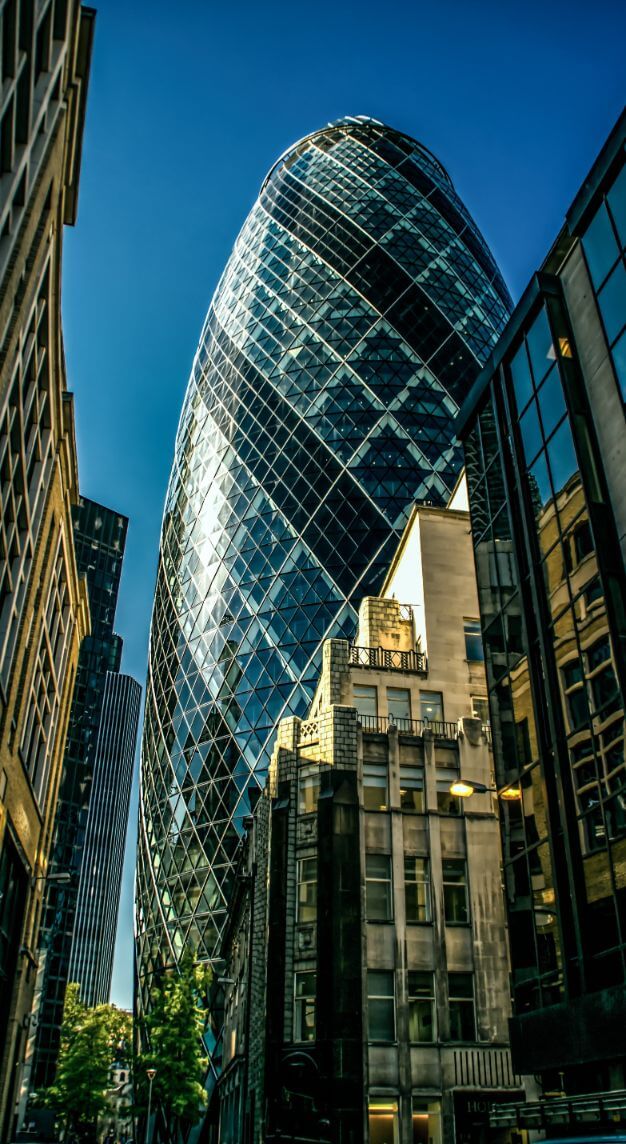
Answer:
136;116;512;1008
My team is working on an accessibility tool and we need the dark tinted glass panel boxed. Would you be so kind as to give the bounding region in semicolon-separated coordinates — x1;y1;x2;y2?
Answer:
583;203;619;288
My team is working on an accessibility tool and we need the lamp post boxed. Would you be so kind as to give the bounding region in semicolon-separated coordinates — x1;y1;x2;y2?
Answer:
449;778;522;801
145;1069;156;1144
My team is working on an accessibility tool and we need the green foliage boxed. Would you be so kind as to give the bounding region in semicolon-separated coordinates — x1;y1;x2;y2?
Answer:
42;984;132;1135
137;950;212;1137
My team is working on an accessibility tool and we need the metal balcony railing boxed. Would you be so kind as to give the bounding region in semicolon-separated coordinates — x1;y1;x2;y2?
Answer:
358;714;459;739
349;644;427;674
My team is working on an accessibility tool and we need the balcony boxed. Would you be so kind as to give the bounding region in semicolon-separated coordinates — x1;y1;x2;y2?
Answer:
349;643;427;674
357;714;459;740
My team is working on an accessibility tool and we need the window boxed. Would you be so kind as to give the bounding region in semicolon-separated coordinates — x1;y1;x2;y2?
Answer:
354;683;378;718
420;691;443;723
363;763;388;811
412;1100;442;1144
296;856;317;923
367;970;395;1041
293;971;316;1042
436;769;462;815
366;853;393;921
387;686;411;729
443;859;469;924
399;766;424;812
448;973;475;1041
404;856;431;923
369;1101;399;1144
464;619;484;662
408;971;435;1042
471;696;489;723
298;772;319;814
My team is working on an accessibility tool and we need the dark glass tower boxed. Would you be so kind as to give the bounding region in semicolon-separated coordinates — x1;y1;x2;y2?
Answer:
69;671;141;1006
136;117;512;1013
29;499;128;1089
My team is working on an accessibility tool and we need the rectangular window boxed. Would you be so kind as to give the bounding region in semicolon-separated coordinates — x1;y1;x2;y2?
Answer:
404;856;431;923
293;970;316;1042
387;686;411;729
354;683;378;718
436;768;463;815
448;973;476;1042
298;772;320;815
366;853;393;921
420;691;443;723
363;763;388;811
471;696;489;723
399;766;425;812
369;1102;399;1144
412;1100;442;1144
408;971;435;1042
296;856;317;924
464;619;484;662
367;970;395;1041
443;859;469;924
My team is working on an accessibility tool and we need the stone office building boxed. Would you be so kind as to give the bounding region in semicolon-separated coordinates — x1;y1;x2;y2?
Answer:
457;109;626;1132
217;506;527;1144
0;1;94;1139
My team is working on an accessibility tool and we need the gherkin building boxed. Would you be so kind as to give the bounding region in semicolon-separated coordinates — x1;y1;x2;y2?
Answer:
135;116;512;1012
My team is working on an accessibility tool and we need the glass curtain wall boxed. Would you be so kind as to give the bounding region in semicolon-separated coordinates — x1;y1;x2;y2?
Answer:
135;116;512;1030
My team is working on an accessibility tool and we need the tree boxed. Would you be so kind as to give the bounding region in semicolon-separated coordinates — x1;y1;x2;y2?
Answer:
42;984;132;1138
137;950;212;1143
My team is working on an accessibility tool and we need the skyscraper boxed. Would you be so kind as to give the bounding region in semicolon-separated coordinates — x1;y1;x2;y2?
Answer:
28;499;133;1091
457;111;626;1131
136;116;513;1011
69;671;141;1006
0;3;94;1137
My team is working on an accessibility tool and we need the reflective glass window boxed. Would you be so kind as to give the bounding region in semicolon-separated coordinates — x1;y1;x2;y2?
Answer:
536;370;567;438
526;307;555;384
611;329;626;400
298;771;320;814
366;853;393;921
387;686;411;727
420;691;443;722
293;970;316;1041
354;683;378;718
412;1101;442;1144
363;763;389;812
400;766;425;812
598;259;626;345
443;859;469;924
519;398;542;463
297;856;317;923
464;619;484;661
367;970;396;1041
607;163;626;247
408;971;435;1042
546;419;578;493
448;973;475;1041
510;342;533;411
583;202;619;288
404;856;431;922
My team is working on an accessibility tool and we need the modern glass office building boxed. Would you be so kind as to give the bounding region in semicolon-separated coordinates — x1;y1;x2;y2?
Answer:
136;116;512;1011
457;111;626;1124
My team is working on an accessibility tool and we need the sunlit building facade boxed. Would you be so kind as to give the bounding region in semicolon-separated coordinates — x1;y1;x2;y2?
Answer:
457;110;626;1130
136;116;512;1018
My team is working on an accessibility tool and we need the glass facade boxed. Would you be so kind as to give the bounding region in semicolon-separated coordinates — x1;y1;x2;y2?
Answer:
459;132;626;1075
136;116;512;1014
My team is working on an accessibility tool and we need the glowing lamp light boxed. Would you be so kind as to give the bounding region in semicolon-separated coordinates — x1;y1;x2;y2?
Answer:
499;785;522;801
449;780;478;798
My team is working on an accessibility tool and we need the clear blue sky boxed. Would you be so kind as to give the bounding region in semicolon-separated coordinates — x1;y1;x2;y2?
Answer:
61;0;626;1008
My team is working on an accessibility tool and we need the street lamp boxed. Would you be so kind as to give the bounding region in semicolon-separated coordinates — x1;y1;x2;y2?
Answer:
449;779;522;800
145;1069;156;1144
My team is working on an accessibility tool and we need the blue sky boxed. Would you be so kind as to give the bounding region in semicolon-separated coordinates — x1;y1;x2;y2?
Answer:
62;0;626;1008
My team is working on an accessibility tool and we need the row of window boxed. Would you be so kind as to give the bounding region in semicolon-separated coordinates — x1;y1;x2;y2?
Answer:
294;968;476;1044
299;762;466;816
296;854;469;926
353;674;485;726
